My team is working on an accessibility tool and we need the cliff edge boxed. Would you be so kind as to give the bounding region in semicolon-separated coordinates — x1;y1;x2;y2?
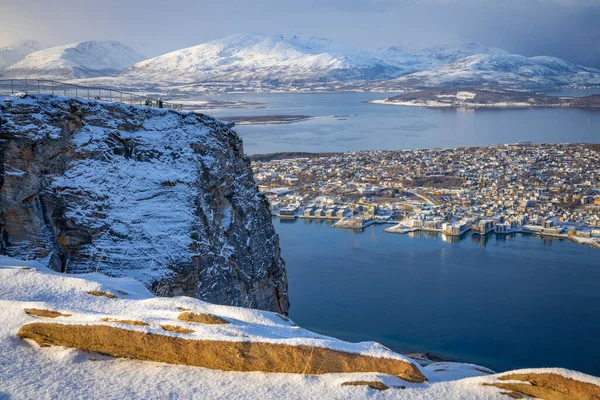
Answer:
0;94;289;314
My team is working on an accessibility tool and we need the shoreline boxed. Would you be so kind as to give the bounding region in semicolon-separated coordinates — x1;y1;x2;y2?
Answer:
369;98;600;110
279;216;600;250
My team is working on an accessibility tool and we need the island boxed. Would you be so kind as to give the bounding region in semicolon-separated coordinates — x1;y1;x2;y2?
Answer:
370;88;600;109
218;114;313;125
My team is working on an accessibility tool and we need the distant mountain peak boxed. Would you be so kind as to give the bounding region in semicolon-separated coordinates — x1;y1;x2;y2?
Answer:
0;40;48;71
3;40;144;79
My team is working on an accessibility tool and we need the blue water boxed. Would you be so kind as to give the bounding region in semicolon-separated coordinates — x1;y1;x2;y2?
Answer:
274;218;600;376
202;92;600;374
201;92;600;155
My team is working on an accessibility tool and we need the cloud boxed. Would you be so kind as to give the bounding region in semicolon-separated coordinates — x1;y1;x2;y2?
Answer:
0;0;598;65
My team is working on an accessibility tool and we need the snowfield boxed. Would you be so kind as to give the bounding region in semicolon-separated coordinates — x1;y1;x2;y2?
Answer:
1;256;599;399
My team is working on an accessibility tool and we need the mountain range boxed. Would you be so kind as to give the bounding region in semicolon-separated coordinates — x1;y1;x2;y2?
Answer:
1;34;599;91
2;40;143;79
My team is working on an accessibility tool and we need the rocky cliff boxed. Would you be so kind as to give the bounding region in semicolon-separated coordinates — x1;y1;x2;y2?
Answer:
0;94;289;314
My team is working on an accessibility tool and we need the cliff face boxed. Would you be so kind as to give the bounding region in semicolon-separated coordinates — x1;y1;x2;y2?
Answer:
0;94;289;314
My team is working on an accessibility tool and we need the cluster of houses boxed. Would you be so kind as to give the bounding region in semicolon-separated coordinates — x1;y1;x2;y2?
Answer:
251;144;600;247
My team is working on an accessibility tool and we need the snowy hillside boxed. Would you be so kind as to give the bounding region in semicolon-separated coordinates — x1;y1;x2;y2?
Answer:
124;33;408;85
2;256;600;399
381;53;600;90
413;42;509;64
371;42;507;78
124;36;513;88
0;40;47;71
5;34;597;92
2;40;144;79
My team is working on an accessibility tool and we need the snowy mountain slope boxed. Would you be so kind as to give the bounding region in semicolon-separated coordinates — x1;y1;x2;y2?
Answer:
2;40;144;79
414;42;509;64
370;42;508;79
2;256;600;399
123;33;407;85
11;34;595;92
0;40;47;71
379;53;600;90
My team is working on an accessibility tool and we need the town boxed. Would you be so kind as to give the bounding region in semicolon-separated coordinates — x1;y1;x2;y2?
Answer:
251;143;600;249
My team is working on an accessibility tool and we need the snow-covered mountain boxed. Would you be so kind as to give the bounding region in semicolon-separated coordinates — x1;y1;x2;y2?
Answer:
380;53;600;90
0;40;47;71
372;42;508;77
4;34;596;92
123;34;594;92
124;33;407;86
2;40;144;79
414;42;509;64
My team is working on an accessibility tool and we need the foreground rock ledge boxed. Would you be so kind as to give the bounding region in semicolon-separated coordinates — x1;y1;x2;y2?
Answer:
19;323;426;382
486;372;600;400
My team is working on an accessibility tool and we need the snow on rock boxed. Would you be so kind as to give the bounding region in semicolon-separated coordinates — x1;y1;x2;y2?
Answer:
123;33;407;86
0;40;48;71
412;42;509;65
2;256;600;399
123;36;521;89
2;40;144;79
384;53;600;90
0;94;289;314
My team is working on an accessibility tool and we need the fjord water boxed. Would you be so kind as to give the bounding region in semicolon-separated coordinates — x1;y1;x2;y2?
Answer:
275;219;600;376
205;92;600;374
204;91;600;155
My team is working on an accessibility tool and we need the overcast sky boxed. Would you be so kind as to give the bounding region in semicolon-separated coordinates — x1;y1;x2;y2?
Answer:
1;0;599;64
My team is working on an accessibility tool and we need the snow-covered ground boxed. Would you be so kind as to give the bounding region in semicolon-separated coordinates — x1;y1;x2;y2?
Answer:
2;255;599;399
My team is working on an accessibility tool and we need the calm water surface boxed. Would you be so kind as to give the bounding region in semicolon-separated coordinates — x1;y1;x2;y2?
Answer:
204;92;600;374
274;218;600;376
201;91;600;154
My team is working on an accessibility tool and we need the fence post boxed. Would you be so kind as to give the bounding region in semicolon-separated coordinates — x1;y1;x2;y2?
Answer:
51;81;54;96
11;80;14;94
25;79;28;94
109;90;112;102
38;80;40;94
88;89;90;100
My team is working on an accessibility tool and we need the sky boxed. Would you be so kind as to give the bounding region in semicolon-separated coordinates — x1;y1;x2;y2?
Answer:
0;0;599;65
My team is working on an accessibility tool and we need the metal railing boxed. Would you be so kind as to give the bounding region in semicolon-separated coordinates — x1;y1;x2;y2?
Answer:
0;79;185;111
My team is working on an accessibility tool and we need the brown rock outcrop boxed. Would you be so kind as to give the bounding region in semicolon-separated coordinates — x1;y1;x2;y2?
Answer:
485;372;600;400
19;322;426;382
177;311;228;325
